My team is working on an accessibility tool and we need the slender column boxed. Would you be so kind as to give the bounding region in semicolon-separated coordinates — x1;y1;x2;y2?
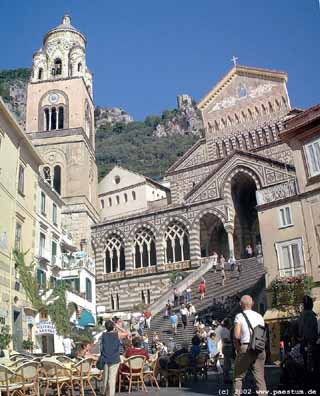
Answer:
49;109;52;131
224;222;235;259
180;237;184;261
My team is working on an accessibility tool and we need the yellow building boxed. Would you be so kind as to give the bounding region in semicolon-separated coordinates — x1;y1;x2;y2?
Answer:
0;97;42;350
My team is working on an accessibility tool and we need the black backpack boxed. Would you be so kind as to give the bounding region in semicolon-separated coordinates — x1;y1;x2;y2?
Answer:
242;312;266;353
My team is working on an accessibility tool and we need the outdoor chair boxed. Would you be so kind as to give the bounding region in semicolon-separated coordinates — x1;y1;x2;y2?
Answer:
193;353;209;380
161;353;191;388
39;360;74;396
73;358;97;396
143;356;160;390
118;355;147;394
15;361;40;396
55;356;75;365
0;364;24;396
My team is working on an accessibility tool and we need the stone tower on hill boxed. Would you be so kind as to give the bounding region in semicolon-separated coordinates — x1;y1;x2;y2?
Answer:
26;15;99;250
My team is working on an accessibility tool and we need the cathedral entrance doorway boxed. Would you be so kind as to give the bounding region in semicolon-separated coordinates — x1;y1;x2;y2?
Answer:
231;172;260;258
200;213;228;258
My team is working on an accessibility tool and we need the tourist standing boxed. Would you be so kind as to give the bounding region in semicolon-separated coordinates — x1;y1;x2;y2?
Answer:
144;310;152;329
173;288;179;307
180;304;188;329
233;295;266;394
170;312;178;335
221;267;226;286
186;287;192;304
199;280;206;300
245;244;253;258
221;318;232;383
101;320;121;396
62;336;75;358
237;261;242;279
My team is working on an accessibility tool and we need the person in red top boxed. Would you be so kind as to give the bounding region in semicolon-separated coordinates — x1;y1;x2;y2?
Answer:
144;310;152;329
199;280;206;300
120;337;150;374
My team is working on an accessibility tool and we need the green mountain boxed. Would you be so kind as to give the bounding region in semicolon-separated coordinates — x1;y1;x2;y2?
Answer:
0;68;198;179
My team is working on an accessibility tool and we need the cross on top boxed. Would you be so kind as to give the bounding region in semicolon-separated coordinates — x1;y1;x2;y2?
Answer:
231;56;239;67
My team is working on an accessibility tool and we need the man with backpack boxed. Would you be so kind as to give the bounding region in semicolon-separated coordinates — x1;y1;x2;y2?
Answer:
233;295;267;394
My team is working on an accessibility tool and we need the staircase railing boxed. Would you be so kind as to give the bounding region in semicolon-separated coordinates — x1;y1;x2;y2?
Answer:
149;257;213;316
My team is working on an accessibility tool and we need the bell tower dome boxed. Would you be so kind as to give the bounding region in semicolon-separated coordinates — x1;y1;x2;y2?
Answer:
26;15;98;249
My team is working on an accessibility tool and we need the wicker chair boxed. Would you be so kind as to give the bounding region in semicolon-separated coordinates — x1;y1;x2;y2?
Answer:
193;353;209;380
0;364;24;396
143;356;160;390
40;360;74;396
73;358;96;396
118;355;147;394
161;353;191;388
15;361;40;396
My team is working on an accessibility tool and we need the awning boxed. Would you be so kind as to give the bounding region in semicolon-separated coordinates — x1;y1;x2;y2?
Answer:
78;310;95;327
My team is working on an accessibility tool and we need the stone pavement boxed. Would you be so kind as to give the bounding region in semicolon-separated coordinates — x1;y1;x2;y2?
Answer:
115;366;281;396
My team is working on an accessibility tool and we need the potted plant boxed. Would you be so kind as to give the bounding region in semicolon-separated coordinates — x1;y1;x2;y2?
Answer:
22;339;34;352
0;325;11;352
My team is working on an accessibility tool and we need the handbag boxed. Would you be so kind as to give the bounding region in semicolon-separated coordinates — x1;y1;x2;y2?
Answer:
96;355;105;370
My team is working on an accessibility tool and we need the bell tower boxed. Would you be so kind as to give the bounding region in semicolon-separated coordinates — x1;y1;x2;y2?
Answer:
26;15;99;249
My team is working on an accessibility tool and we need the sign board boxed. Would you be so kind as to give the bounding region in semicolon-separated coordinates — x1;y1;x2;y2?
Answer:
35;320;56;335
97;306;106;314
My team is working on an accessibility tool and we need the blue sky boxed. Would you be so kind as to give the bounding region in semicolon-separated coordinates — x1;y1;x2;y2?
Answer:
0;0;319;120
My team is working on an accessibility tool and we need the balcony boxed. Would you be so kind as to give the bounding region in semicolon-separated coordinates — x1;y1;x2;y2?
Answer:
61;252;95;274
36;248;51;263
256;179;298;206
101;260;192;281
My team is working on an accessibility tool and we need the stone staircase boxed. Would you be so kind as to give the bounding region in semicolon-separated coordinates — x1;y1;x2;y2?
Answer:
147;257;265;348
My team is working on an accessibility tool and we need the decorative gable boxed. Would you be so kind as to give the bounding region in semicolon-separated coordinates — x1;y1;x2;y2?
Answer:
185;151;295;204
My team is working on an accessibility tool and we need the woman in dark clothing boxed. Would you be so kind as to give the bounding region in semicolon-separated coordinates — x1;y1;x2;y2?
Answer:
100;320;121;396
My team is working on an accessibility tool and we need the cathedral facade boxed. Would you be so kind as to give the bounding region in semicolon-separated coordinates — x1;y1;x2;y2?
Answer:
93;65;300;313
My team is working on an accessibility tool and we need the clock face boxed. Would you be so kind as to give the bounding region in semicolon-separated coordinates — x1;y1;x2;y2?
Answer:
48;93;59;104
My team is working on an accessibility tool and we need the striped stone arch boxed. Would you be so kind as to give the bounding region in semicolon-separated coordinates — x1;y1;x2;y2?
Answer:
191;208;227;231
127;222;158;244
158;214;192;240
222;165;262;198
101;229;126;246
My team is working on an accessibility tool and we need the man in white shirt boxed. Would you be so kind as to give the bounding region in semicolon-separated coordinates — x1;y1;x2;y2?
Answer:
233;295;266;394
62;337;74;357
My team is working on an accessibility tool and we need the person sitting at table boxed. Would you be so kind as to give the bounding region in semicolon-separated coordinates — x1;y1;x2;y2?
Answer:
119;337;150;375
159;342;189;369
77;341;98;360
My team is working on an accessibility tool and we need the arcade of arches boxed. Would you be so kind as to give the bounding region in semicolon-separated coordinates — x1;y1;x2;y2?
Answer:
102;172;262;274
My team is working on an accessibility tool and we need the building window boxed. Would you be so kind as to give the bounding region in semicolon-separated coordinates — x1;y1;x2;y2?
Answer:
39;233;46;256
54;58;62;76
276;238;304;277
40;192;46;215
305;137;320;177
147;289;151;304
101;199;105;209
18;164;25;195
108;197;112;207
50;276;57;288
15;222;22;250
278;206;292;228
53;165;61;195
124;193;128;203
58;106;64;129
141;290;145;304
43;166;51;185
51;240;57;265
52;203;58;225
132;191;136;200
37;269;46;289
164;221;190;263
116;195;120;205
78;63;82;72
111;294;115;310
44;108;50;131
133;228;157;268
38;68;43;80
105;235;125;273
86;278;92;302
